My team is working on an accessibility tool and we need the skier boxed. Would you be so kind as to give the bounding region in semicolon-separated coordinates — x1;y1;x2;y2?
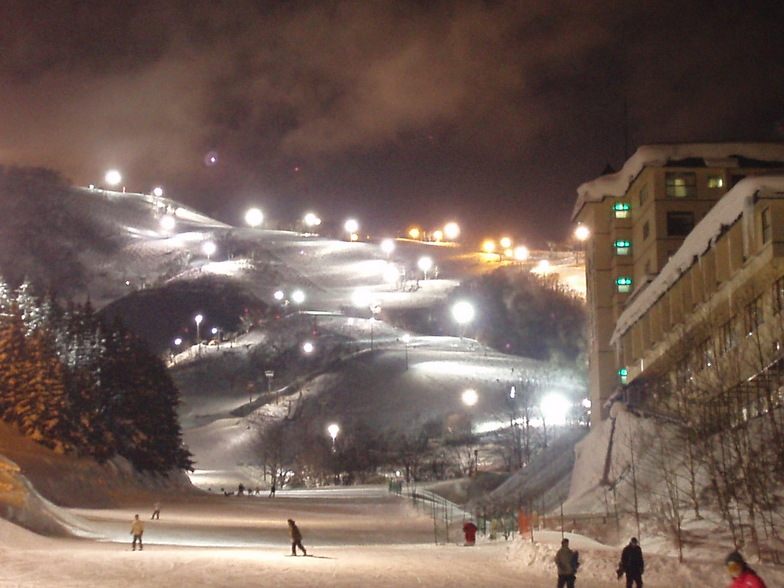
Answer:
617;537;644;588
287;519;307;556
462;520;478;546
554;537;577;588
725;551;768;588
151;501;161;520
130;514;144;551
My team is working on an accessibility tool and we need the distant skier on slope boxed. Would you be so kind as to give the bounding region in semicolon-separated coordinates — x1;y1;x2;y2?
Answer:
287;519;307;556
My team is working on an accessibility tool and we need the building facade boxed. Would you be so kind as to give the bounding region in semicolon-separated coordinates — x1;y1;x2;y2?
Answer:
572;143;784;426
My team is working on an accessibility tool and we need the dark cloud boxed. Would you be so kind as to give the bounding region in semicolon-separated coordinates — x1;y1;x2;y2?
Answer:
1;0;782;244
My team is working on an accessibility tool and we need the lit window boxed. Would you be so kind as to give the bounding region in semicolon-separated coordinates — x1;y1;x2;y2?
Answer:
613;202;630;219
618;368;628;385
665;172;697;198
614;240;631;255
616;277;633;293
707;175;724;189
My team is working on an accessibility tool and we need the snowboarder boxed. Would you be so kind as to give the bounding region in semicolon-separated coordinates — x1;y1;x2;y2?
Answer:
287;519;307;556
462;520;478;546
269;483;276;498
725;551;768;588
130;514;144;551
554;537;577;588
617;537;644;588
151;501;161;520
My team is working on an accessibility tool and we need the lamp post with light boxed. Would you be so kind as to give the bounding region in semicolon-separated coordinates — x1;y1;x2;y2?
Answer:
194;314;203;355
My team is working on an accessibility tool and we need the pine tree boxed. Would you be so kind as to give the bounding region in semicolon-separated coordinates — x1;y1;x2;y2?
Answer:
16;330;70;452
0;306;29;421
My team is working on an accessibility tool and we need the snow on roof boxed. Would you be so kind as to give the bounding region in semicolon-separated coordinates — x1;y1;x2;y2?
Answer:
572;142;784;220
610;174;784;345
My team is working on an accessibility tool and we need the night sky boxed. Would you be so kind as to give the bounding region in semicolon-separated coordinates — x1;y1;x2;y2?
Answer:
2;1;783;246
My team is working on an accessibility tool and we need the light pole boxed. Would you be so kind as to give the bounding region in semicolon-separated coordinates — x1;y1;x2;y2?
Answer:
402;333;410;370
194;314;203;355
417;256;433;281
451;300;475;339
202;240;216;261
574;224;590;263
344;219;359;241
327;423;340;452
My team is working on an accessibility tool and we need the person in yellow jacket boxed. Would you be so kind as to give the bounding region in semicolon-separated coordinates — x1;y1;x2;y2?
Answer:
130;514;144;551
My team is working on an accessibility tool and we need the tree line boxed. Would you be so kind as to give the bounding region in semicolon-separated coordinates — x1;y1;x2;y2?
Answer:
0;278;192;473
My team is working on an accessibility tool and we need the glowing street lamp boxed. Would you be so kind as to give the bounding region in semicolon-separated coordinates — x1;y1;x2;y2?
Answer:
245;207;264;228
574;224;590;263
160;214;176;232
462;388;479;407
302;341;315;354
344;219;359;241
408;227;421;240
380;239;395;258
290;289;305;305
432;230;443;242
417;256;433;280
327;423;340;452
540;393;570;447
451;300;475;338
152;186;163;198
303;212;321;232
105;169;122;188
514;245;530;262
202;240;217;261
444;222;460;241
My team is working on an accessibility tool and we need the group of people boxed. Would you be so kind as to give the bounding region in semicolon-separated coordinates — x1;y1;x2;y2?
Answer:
129;506;771;587
554;536;767;588
129;502;308;557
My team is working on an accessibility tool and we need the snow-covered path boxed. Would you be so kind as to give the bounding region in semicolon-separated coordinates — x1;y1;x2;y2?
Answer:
0;485;767;587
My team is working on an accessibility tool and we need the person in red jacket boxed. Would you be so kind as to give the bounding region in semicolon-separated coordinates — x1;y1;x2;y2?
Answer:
725;551;768;588
462;520;478;546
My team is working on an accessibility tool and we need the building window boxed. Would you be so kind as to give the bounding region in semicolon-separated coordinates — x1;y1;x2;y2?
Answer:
616;277;633;293
707;175;724;189
639;184;649;205
642;221;650;240
614;240;631;255
665;172;697;198
613;202;630;219
618;368;628;385
744;296;763;336
696;338;714;370
773;277;784;314
720;319;737;353
762;208;771;244
667;211;695;236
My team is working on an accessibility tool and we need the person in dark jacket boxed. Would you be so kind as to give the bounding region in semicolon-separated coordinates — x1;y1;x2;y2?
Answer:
287;519;307;556
618;537;644;588
462;521;478;546
554;538;577;588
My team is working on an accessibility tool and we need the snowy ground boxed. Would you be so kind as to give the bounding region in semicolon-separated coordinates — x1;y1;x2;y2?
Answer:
0;484;779;587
